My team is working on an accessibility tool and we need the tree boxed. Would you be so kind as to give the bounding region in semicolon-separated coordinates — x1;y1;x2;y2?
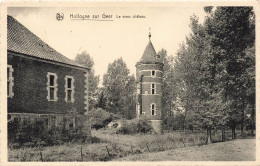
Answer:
174;7;255;142
159;49;183;130
160;50;175;118
103;58;136;119
174;42;198;134
204;7;255;138
96;87;107;110
75;51;100;110
243;46;255;135
174;15;229;143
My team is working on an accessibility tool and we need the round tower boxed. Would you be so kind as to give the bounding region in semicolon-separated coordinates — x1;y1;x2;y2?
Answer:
136;32;163;133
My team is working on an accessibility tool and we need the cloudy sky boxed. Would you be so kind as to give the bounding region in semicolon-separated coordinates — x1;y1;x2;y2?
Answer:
8;6;207;86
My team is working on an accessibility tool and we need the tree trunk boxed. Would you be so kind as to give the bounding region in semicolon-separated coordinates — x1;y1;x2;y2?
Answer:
241;100;245;139
207;128;212;144
183;110;187;135
251;107;255;136
241;123;244;139
222;128;225;142
184;125;186;136
232;126;236;139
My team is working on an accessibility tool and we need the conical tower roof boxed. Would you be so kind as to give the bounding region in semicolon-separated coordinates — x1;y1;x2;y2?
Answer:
138;35;162;64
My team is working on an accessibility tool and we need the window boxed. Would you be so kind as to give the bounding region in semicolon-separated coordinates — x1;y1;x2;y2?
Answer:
151;70;155;76
65;76;75;103
7;65;14;98
47;72;58;101
150;104;156;115
151;83;156;94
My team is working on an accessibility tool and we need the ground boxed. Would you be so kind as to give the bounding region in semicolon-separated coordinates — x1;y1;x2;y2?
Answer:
116;138;255;161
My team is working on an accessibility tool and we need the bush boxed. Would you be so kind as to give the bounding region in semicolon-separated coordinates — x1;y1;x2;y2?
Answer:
117;117;154;134
86;108;121;130
8;114;91;147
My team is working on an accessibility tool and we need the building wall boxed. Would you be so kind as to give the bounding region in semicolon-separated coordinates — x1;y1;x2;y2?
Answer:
136;63;163;121
7;53;87;115
141;95;162;120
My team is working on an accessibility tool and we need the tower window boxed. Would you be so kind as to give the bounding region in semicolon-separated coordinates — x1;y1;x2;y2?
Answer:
151;83;156;94
65;76;75;103
151;70;155;76
7;65;14;98
150;104;156;115
47;72;58;101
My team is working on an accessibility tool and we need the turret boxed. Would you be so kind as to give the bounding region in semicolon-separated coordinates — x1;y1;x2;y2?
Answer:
136;32;163;133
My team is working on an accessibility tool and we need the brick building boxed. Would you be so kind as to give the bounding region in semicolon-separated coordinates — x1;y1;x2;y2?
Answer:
136;33;163;133
7;15;90;143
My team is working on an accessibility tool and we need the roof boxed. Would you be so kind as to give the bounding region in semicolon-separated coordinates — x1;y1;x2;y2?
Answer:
7;15;87;69
139;40;163;64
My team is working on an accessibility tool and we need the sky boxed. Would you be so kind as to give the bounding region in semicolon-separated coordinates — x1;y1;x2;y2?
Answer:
8;7;207;86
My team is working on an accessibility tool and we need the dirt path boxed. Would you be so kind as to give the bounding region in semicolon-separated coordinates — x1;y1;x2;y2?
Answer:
116;139;255;161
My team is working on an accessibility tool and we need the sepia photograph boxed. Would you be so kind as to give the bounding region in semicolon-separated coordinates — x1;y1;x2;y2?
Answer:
1;2;258;164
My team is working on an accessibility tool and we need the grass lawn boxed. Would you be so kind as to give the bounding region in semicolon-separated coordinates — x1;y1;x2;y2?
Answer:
8;129;255;161
116;138;255;161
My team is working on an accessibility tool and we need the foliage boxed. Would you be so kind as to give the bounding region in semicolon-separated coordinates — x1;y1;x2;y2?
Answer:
8;112;90;147
159;49;178;121
8;128;255;161
203;7;255;134
117;118;154;134
163;114;185;130
96;87;107;110
103;57;136;119
8;129;225;161
173;7;255;139
75;51;100;110
86;108;121;130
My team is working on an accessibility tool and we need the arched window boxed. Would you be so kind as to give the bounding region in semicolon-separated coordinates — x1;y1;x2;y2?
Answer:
150;103;156;115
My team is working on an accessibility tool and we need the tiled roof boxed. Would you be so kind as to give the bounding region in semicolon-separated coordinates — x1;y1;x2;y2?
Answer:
7;15;87;69
139;40;163;64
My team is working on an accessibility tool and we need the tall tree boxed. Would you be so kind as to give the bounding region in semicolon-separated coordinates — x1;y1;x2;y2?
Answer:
243;46;255;135
174;7;255;142
96;87;107;110
75;51;100;110
175;15;229;143
204;7;255;138
103;58;136;119
159;49;179;129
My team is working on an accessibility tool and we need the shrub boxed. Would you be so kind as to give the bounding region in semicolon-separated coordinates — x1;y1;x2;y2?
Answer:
117;117;153;134
8;114;91;147
86;108;121;130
